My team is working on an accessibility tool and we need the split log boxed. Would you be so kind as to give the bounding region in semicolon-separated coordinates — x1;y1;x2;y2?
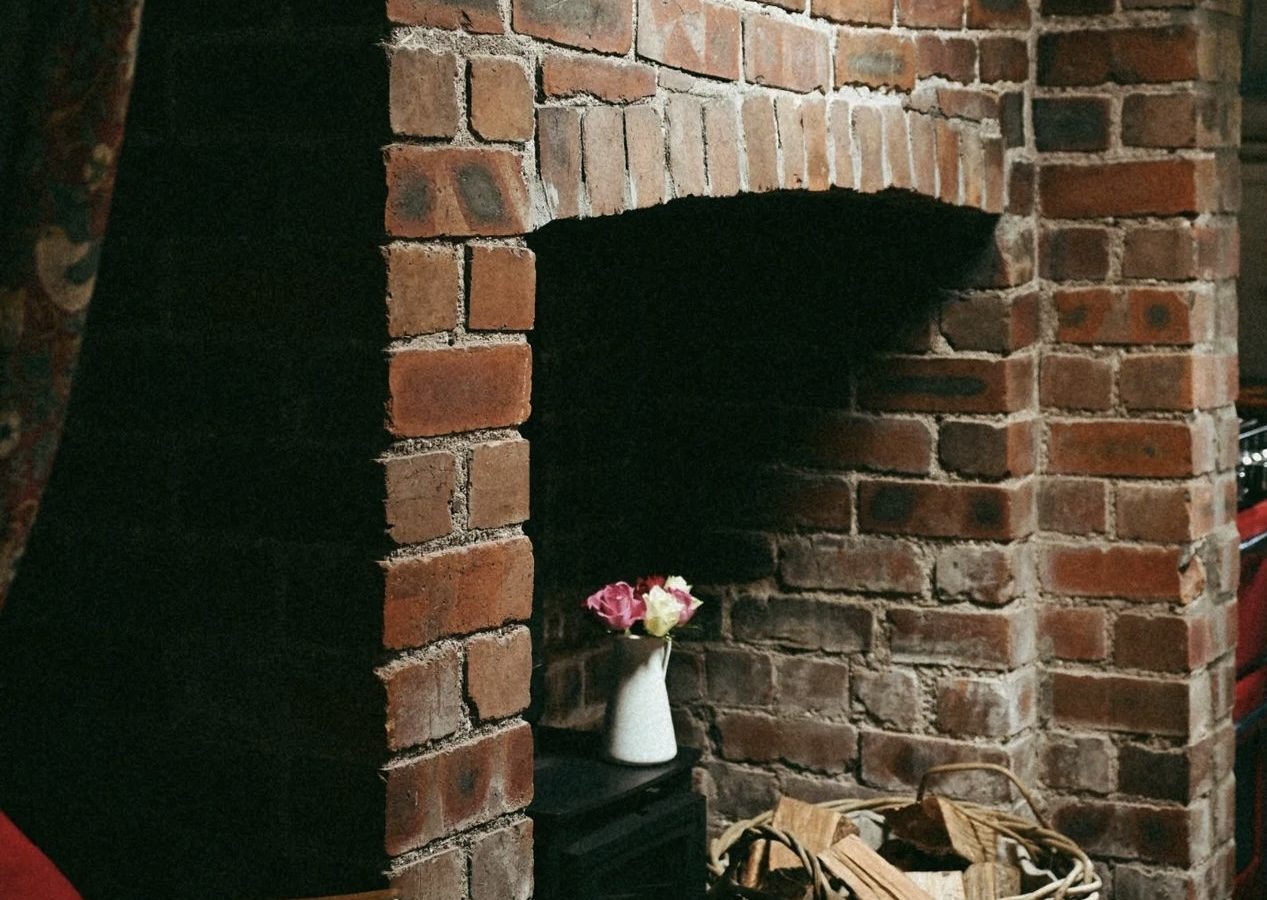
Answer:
905;871;966;900
818;835;935;900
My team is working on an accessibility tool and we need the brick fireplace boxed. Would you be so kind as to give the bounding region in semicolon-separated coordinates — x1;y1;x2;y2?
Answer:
380;0;1242;895
0;0;1244;897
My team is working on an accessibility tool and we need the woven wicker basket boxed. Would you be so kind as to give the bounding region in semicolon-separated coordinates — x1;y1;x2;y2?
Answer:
708;763;1102;900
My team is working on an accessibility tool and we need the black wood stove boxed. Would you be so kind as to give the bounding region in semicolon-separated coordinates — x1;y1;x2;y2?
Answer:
529;728;707;900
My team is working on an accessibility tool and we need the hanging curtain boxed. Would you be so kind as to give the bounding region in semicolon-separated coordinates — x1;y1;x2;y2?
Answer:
0;0;145;609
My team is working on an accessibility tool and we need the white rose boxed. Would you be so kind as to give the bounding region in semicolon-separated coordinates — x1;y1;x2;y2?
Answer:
642;585;682;637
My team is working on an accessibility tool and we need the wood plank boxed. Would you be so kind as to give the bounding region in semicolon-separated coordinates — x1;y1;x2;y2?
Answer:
963;861;1021;900
768;797;853;872
819;835;936;900
906;871;967;900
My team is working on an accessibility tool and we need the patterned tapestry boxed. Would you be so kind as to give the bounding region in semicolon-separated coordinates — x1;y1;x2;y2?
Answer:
0;0;145;609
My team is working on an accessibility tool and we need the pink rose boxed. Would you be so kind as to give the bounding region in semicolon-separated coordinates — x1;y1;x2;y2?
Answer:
665;575;702;625
584;581;645;631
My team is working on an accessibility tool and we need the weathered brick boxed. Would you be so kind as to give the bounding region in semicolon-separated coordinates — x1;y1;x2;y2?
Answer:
830;98;856;189
469;57;534;142
1119;740;1210;807
389;0;502;31
731;594;874;652
812;0;891;24
1041;543;1205;602
537;106;582;219
777;97;807;189
390;49;460;137
1039;159;1214;219
858;479;1034;540
707;647;775;706
1122;223;1196;280
789;413;932;473
1123;93;1200;148
1053;287;1205;346
383;644;464;750
582;106;627;216
882;106;912;189
888;606;1035;668
1051;672;1194;737
935;543;1031;606
854;669;920;729
936;670;1036;738
471;818;533;900
513;0;632;52
467;626;532;720
1115;481;1215;543
1115;612;1212;673
1040;225;1111;281
802;96;830;191
780;534;927;593
916;35;976;83
980;36;1027;83
469;439;530;529
745;15;831;92
854;104;884;193
939;419;1035;479
897;0;961;28
388;343;531;438
1039;606;1108;661
1038;26;1201;86
967;0;1028;28
638;0;740;79
384;722;533;854
386;146;530;238
385;451;456;545
775;655;849;715
390;846;467;900
941;292;1039;353
1041;733;1114;794
861;731;1026;802
468;244;535;331
910;112;937;196
1040;353;1113;411
742;95;779;193
704;99;741;197
667;94;706;198
1047;419;1211;478
1038;476;1107;535
718;712;858;773
625;105;666;208
386;243;460;337
1052;797;1203;866
835;30;916;90
383;538;533;648
858;354;1033;414
1033;96;1110;152
1119;353;1233;411
541;53;656;102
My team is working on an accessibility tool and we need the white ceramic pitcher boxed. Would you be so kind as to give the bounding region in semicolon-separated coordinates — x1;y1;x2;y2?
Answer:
602;634;678;765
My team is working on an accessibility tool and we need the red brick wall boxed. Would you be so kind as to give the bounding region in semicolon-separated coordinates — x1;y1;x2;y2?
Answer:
378;0;1240;896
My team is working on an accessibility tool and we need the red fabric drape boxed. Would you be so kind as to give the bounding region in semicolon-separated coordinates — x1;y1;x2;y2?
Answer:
0;0;145;609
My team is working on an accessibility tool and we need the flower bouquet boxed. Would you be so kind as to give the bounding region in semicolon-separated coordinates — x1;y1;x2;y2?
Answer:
583;575;702;638
583;575;702;765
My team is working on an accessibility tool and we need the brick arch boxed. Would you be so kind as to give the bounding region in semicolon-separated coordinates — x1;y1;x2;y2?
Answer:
384;81;1006;244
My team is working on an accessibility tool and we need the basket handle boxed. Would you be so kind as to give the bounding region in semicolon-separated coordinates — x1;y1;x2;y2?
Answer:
916;762;1051;830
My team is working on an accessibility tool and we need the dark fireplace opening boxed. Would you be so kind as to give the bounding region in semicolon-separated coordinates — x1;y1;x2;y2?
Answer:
524;189;998;767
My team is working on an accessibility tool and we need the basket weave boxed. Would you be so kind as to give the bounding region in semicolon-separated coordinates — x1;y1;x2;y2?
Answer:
708;763;1102;900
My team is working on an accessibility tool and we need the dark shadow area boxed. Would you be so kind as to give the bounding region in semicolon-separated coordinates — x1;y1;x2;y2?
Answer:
0;4;391;897
524;189;997;726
